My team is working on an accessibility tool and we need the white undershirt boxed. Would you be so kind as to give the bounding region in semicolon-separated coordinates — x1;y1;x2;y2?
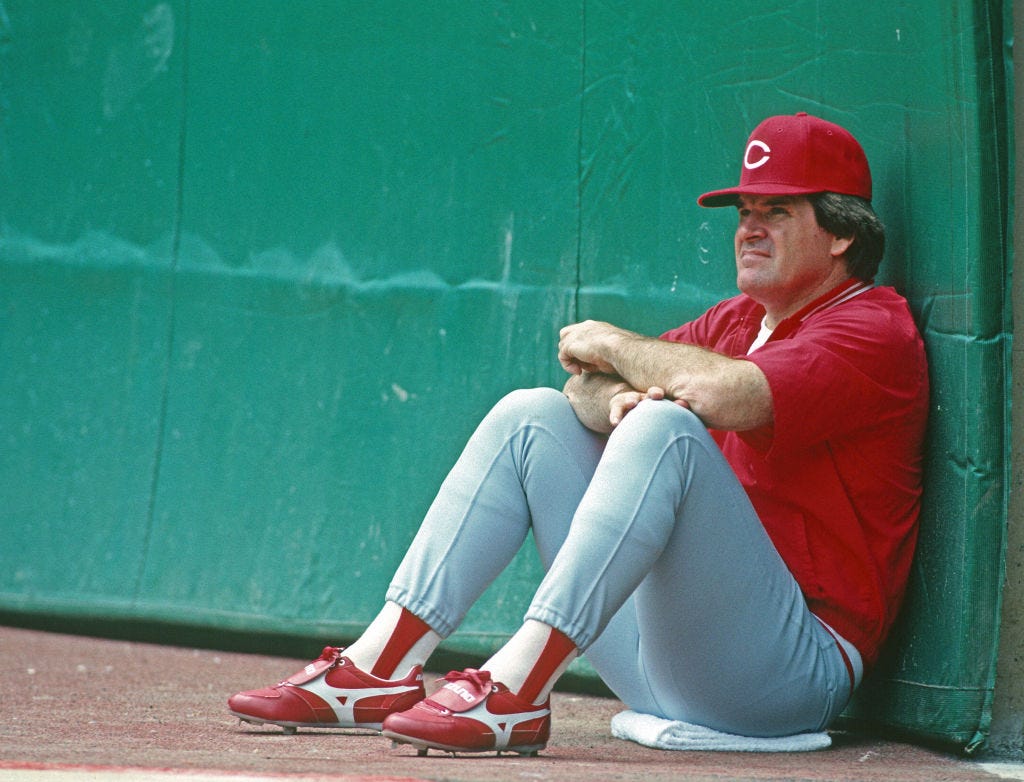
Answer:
747;316;774;354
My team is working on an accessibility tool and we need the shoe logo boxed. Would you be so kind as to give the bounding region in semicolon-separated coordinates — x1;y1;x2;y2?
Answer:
304;664;317;676
442;682;477;703
298;678;420;725
462;701;550;750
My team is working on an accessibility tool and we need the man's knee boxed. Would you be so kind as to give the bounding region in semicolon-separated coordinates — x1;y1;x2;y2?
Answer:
605;401;730;486
493;387;571;421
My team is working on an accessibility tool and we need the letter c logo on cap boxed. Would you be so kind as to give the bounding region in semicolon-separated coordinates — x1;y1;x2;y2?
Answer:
744;139;771;170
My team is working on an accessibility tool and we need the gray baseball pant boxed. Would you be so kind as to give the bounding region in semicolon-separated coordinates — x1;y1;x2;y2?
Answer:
386;387;861;736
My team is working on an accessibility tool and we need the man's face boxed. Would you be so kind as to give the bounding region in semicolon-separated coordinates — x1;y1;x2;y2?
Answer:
733;195;850;319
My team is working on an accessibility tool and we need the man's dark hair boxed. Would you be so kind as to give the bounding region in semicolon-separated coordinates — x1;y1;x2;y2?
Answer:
809;192;886;281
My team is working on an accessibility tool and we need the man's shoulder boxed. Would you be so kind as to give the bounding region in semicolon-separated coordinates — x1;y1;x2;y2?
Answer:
818;284;918;330
795;284;926;364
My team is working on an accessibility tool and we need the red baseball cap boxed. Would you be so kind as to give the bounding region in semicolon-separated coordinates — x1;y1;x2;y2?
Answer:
698;112;872;207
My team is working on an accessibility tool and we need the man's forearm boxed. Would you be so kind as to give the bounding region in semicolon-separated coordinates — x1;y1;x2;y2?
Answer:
559;321;773;431
600;332;772;430
563;372;633;434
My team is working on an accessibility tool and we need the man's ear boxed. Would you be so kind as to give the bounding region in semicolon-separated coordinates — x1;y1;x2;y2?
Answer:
830;235;853;259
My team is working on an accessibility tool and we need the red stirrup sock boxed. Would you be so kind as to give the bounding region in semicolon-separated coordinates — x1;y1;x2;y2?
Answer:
514;626;578;705
370;607;433;679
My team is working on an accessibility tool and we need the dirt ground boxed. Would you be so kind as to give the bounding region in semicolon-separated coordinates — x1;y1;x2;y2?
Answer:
1;625;1017;782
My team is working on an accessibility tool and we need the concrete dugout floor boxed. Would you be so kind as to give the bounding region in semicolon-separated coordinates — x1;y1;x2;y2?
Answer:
2;626;1022;782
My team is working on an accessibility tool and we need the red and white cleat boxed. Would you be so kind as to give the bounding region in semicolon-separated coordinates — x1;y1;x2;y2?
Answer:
382;668;550;756
228;646;425;733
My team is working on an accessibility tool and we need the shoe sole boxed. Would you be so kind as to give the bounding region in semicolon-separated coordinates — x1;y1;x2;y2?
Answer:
382;728;544;757
231;710;383;734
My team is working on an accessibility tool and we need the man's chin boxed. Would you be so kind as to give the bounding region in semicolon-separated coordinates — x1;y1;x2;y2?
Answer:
736;274;770;298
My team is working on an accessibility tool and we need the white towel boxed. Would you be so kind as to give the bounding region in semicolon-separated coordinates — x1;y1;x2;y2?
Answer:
610;710;832;752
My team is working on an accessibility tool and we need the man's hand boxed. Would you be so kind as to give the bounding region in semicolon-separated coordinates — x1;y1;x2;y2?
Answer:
558;320;631;375
609;386;691;426
563;372;630;433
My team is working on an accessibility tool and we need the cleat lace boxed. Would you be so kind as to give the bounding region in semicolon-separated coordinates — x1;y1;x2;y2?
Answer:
317;646;343;664
275;646;343;686
440;668;492;692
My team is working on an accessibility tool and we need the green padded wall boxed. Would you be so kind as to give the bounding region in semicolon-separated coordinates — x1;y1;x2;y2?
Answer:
0;1;1012;751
